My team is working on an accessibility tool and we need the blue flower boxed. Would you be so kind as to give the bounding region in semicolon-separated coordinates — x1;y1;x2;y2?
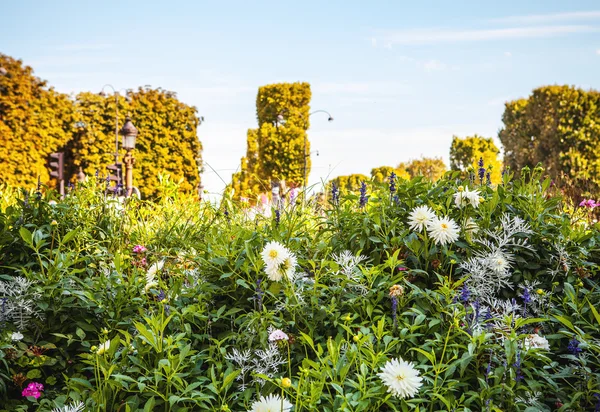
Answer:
459;286;471;303
274;209;280;226
478;157;485;185
359;182;368;208
568;338;583;356
331;182;340;205
388;172;397;195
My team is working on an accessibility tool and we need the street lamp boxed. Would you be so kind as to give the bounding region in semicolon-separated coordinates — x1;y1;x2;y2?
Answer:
119;116;138;197
274;108;334;195
303;110;333;193
100;84;131;185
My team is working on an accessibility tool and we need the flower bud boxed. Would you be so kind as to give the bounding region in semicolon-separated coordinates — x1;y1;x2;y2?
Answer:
282;377;292;388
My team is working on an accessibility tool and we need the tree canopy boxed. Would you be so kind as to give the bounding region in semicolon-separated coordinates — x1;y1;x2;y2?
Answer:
450;135;502;184
499;85;600;197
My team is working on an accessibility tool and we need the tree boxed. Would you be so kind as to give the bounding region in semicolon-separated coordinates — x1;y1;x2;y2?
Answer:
329;174;369;193
398;157;447;181
499;85;600;197
67;88;202;198
0;54;75;188
231;82;312;200
370;166;410;183
127;87;202;198
450;135;502;184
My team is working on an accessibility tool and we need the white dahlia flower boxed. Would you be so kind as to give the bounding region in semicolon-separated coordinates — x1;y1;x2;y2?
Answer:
427;216;460;246
408;205;436;232
378;357;423;399
261;241;289;268
248;394;292;412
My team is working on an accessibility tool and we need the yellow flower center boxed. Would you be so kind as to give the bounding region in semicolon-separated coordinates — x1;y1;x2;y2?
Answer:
441;223;448;229
269;250;278;259
395;374;405;382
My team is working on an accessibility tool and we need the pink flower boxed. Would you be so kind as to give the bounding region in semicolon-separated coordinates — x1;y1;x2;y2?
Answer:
579;199;598;209
268;329;289;342
397;266;408;271
133;245;147;254
22;382;44;399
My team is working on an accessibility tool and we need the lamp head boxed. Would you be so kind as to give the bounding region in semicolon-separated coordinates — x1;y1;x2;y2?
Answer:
120;116;138;150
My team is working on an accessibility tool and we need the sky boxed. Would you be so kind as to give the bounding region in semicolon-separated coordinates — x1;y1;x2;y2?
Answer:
2;0;600;199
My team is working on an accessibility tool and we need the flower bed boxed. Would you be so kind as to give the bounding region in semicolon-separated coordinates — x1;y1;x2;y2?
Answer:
0;169;599;411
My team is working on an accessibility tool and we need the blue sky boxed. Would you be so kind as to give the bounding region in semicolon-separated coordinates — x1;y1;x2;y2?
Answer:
3;0;600;197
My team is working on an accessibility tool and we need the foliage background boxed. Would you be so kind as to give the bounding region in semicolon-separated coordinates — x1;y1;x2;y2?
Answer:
500;85;600;198
0;55;203;199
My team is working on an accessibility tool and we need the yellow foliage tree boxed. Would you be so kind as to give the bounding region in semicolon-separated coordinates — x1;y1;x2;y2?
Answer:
398;157;447;181
231;82;311;200
450;135;502;184
0;54;75;188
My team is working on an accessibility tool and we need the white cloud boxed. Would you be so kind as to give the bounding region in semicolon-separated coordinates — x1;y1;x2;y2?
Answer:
597;48;600;55
504;51;512;57
374;25;597;46
492;10;600;24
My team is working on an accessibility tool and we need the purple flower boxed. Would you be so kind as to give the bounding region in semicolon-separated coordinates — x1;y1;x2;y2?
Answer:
459;286;471;303
514;350;523;382
478;158;485;185
274;209;280;226
391;296;398;329
568;338;583;356
359;182;368;208
289;188;298;204
388;172;397;195
331;182;339;205
579;199;598;209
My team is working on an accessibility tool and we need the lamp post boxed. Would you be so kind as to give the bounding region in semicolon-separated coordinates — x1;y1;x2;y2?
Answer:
100;85;130;186
276;108;334;194
119;116;138;197
303;110;333;193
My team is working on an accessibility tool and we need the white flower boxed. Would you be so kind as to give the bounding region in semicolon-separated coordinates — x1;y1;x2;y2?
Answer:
11;332;23;341
454;187;481;209
408;205;436;232
261;241;289;268
97;340;111;355
524;333;550;351
427;216;459;246
145;260;164;292
248;394;292;412
378;358;423;399
268;329;289;342
488;252;510;273
262;242;296;282
146;261;164;283
279;253;297;281
464;217;479;235
52;401;85;412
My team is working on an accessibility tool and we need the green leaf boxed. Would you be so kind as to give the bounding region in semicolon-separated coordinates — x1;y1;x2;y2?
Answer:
19;227;33;247
61;228;79;244
143;396;156;412
75;328;86;340
26;369;41;379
